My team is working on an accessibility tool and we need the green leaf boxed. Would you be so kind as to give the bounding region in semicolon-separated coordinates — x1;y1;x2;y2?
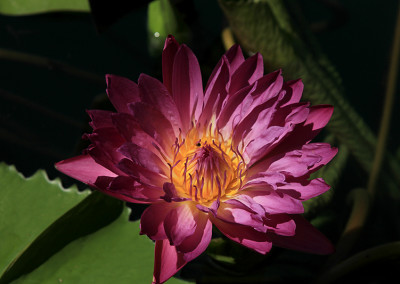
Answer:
0;0;90;16
12;207;191;284
147;0;190;56
0;190;124;284
218;0;400;189
0;163;90;278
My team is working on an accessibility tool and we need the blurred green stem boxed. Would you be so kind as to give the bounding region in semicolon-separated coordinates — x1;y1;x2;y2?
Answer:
325;188;370;267
222;27;235;51
367;1;400;200
0;48;104;85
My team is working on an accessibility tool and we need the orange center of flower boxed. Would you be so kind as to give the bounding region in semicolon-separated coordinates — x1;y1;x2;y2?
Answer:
169;126;246;205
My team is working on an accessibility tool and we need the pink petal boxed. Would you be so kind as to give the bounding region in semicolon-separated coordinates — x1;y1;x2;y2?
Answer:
278;178;330;200
85;127;126;175
302;143;338;173
117;158;167;188
216;83;256;135
243;126;287;165
140;202;176;241
118;142;169;176
162;35;180;96
280;79;304;107
55;154;117;185
264;214;296;236
268;215;334;254
229;52;264;94
172;44;204;131
138;74;182;135
105;175;163;202
164;202;198;246
94;175;162;204
243;103;310;166
128;102;176;153
199;55;230;125
106;74;140;113
152;207;212;283
269;102;310;129
87;110;114;130
222;70;283;141
215;200;266;232
211;216;273;254
267;143;338;178
111;113;169;161
162;183;189;202
266;105;335;157
153;239;186;284
233;95;283;149
305;105;334;131
237;190;304;214
176;212;212;261
225;44;245;74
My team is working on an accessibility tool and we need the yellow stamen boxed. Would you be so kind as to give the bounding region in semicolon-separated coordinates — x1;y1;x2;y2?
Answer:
169;126;246;206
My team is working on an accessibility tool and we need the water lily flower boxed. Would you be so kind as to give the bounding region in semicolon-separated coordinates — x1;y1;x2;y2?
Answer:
56;35;337;284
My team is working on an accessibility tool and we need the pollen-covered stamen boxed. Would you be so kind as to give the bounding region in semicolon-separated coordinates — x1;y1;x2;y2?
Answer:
169;126;247;205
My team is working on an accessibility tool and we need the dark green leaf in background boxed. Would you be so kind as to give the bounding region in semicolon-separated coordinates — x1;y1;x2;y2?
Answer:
147;0;190;56
0;0;90;15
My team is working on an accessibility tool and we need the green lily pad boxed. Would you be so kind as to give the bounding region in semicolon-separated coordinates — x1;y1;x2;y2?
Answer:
12;207;191;284
0;163;90;278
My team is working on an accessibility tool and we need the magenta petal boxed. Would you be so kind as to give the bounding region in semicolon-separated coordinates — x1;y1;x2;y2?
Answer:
264;214;296;237
128;102;176;152
278;178;330;200
94;176;160;204
118;142;169;175
172;44;204;131
56;154;117;185
302;143;338;173
229;52;264;94
238;190;304;214
177;212;212;261
111;113;168;160
140;202;175;241
200;56;230;124
280;79;304;107
223;70;284;141
87;110;114;130
153;239;186;284
305;105;334;131
106;74;140;113
267;143;338;178
216;83;256;134
105;175;163;203
215;201;265;232
138;73;182;134
224;44;245;74
211;216;272;254
86;128;127;176
117;158;166;188
243;172;286;190
164;203;198;246
268;215;334;254
162;35;180;96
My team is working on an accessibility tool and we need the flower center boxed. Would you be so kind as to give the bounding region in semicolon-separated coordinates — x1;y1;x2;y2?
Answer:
169;126;246;205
